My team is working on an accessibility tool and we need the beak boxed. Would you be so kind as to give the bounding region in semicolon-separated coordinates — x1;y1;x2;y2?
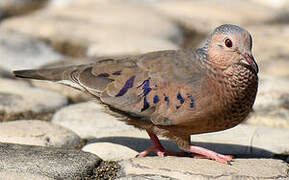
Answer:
240;54;259;74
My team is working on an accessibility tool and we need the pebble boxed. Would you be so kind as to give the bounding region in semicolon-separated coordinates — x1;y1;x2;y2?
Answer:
52;101;141;139
0;143;101;179
82;142;138;161
0;78;68;121
0;30;62;72
0;0;48;17
191;124;289;157
0;120;81;148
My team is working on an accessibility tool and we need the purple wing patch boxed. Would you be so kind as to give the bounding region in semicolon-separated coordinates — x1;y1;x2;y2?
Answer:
116;76;135;97
112;71;122;75
97;73;110;77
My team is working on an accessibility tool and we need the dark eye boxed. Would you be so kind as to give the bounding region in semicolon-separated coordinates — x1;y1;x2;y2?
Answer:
225;39;233;48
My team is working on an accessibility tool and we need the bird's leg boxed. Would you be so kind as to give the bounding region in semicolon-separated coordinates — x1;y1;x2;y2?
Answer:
138;131;186;157
187;145;233;164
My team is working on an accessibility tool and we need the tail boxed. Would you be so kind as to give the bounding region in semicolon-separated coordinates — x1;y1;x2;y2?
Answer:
13;65;86;81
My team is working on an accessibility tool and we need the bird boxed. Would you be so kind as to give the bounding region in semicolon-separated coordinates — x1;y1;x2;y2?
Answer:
13;24;258;164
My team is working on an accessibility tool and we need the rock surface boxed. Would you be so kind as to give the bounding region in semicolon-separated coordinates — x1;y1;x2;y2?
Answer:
82;142;138;161
245;76;289;128
0;0;48;17
118;157;289;180
0;78;68;121
0;120;81;148
0;30;62;72
152;0;277;34
0;143;101;179
1;0;182;57
190;124;289;157
52;101;141;139
0;172;54;180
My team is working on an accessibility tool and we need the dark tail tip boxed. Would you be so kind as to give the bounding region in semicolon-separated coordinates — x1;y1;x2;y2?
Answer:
13;69;43;80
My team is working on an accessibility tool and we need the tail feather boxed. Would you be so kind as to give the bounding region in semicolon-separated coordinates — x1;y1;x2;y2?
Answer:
13;69;59;81
13;65;85;81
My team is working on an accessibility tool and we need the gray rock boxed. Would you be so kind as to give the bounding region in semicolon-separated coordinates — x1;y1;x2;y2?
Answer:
0;66;13;79
152;0;278;34
0;30;62;72
1;0;181;57
0;143;101;179
190;124;289;157
82;142;138;161
119;157;289;180
247;25;289;69
0;120;81;148
0;172;53;180
245;76;289;128
52;101;141;139
0;78;68;121
0;0;48;17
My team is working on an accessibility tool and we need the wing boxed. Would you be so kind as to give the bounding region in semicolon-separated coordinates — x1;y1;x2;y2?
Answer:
100;50;207;125
13;49;207;126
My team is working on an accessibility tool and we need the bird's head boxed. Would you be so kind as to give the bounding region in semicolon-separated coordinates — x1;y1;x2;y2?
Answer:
205;24;258;74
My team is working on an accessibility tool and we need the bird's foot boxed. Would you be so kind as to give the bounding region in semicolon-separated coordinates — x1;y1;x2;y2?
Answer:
138;131;186;157
188;145;233;164
138;145;186;157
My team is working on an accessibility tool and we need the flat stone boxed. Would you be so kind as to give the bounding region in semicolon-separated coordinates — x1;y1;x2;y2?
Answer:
0;120;81;148
32;81;92;103
247;24;289;66
52;101;143;139
53;99;289;157
0;0;48;17
0;78;68;121
0;143;101;179
1;0;181;57
82;142;138;161
0;30;62;72
119;157;289;180
191;124;289;157
152;0;277;34
0;66;14;78
245;76;289;128
0;172;53;180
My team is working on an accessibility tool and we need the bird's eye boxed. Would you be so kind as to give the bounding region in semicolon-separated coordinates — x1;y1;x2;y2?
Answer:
225;39;233;48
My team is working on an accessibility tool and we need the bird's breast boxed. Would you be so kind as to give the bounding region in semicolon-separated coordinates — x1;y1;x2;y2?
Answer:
194;65;258;133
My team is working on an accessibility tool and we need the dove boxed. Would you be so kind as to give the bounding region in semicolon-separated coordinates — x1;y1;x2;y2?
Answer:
13;24;258;164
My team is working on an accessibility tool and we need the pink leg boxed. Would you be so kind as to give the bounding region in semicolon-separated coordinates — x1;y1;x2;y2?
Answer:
138;131;186;157
188;145;233;164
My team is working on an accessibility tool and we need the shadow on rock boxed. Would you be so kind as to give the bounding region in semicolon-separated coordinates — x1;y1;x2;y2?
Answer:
88;136;281;159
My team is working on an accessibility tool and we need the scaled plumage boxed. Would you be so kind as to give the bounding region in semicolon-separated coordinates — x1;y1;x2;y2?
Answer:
13;24;258;164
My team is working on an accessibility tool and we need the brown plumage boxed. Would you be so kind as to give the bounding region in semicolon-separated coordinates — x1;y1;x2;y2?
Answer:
13;24;258;164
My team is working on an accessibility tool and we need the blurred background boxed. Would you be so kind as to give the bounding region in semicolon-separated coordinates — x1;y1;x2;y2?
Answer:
0;0;288;129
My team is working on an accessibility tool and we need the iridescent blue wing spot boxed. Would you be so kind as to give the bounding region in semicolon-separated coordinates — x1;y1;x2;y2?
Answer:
115;76;135;97
177;93;185;104
153;95;160;103
97;73;110;77
141;97;150;112
143;88;152;96
190;97;195;108
112;71;121;75
164;95;170;105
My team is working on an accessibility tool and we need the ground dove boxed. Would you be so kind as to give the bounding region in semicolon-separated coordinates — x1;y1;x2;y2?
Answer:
13;24;258;164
